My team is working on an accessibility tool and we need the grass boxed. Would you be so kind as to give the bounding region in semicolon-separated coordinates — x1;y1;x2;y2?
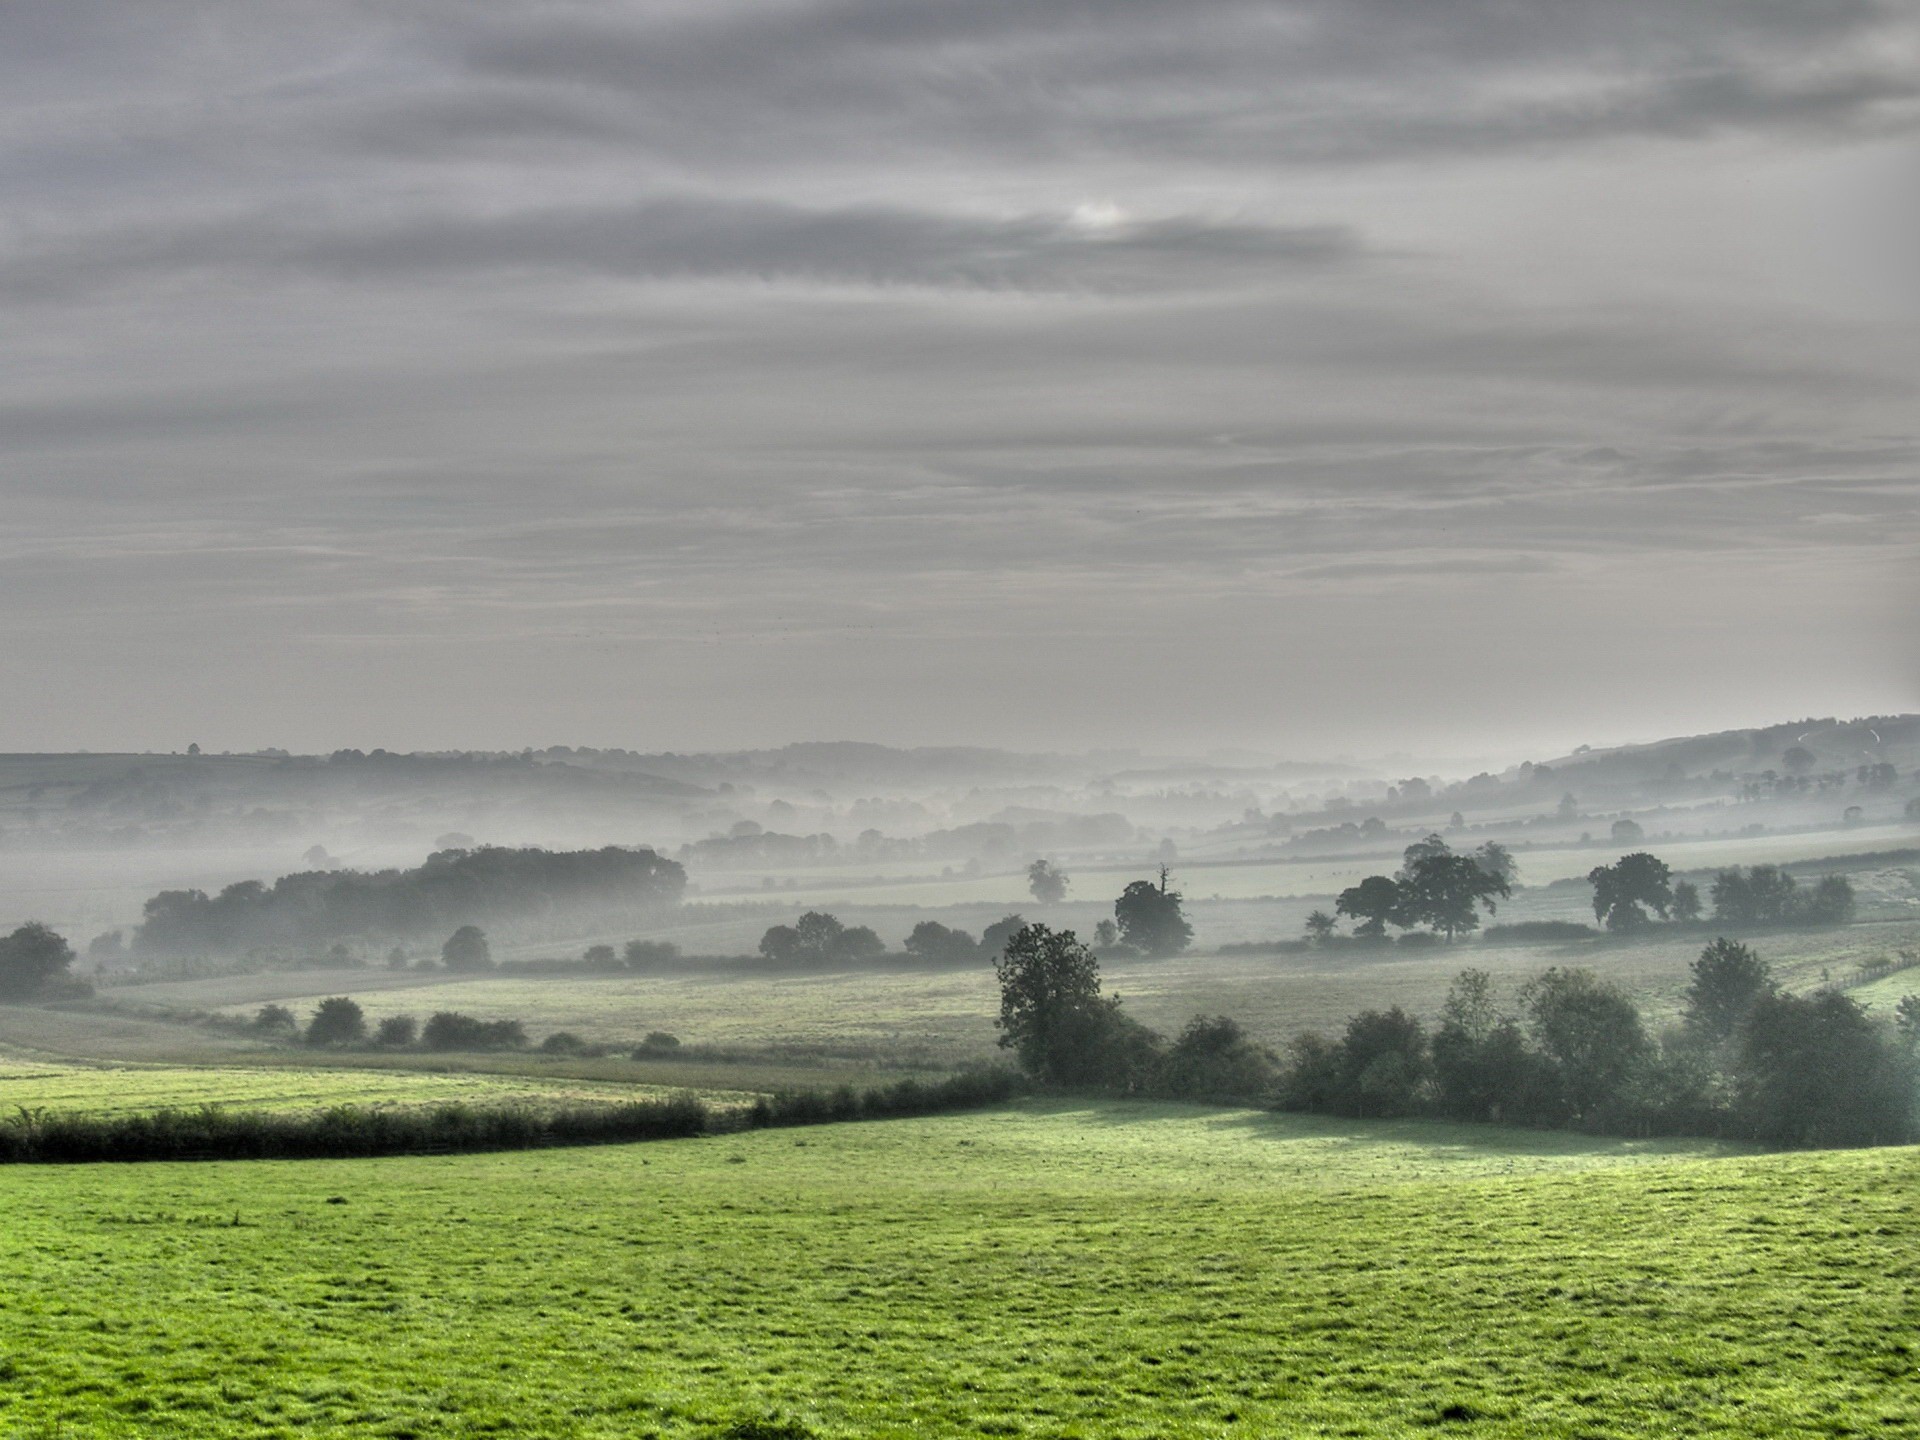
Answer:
0;1100;1913;1437
0;1054;756;1119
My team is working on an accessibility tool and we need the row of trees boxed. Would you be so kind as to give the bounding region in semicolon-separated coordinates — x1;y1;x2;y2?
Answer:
257;998;529;1051
1584;853;1855;931
991;919;1916;1148
1279;944;1915;1146
136;845;686;955
1322;837;1515;941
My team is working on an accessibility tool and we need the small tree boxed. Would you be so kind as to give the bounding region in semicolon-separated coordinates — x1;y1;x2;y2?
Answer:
1587;852;1674;931
1683;938;1773;1044
905;921;978;963
1399;853;1510;940
583;944;619;969
1304;910;1337;944
1520;968;1648;1122
994;924;1117;1084
1113;868;1192;956
1335;876;1402;938
305;997;366;1047
1027;859;1069;904
980;914;1028;959
0;923;77;1001
375;1014;419;1047
442;925;492;972
758;924;801;961
1611;818;1645;845
793;911;846;959
252;1003;297;1034
1670;880;1703;923
1092;919;1119;949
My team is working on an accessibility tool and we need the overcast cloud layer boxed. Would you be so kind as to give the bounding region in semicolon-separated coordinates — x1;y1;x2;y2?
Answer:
3;0;1917;759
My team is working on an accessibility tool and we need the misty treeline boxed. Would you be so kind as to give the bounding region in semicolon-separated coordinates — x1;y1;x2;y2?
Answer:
680;813;1130;869
994;924;1918;1148
0;1069;1024;1165
1282;948;1915;1148
131;846;686;956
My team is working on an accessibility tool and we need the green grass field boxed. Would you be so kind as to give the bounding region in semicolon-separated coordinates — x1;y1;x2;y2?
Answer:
0;1100;1913;1438
0;1054;752;1118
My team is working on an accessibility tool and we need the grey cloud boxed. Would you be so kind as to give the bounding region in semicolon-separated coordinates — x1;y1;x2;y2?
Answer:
1;198;1356;301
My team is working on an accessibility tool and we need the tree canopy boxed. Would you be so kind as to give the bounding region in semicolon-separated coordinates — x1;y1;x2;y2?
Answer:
1113;869;1192;956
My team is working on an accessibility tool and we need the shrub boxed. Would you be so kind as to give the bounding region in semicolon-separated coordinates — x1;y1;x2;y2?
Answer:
634;1031;681;1053
374;1015;418;1047
304;997;366;1047
540;1031;590;1055
421;1011;526;1051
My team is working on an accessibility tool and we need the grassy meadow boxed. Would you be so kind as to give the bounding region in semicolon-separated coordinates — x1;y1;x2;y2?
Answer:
1;1100;1914;1438
0;1054;753;1119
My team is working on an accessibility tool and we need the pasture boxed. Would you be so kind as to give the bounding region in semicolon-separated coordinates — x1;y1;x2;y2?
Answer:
0;1100;1913;1437
111;916;1920;1069
0;1054;750;1119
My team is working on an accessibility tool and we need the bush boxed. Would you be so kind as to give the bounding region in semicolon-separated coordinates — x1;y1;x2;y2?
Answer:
540;1031;590;1055
374;1015;418;1047
251;1004;298;1035
304;997;366;1047
634;1031;681;1053
421;1011;527;1051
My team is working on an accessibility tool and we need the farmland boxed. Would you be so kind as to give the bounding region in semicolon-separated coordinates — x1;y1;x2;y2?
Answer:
2;1100;1915;1438
97;914;1920;1070
0;1054;750;1119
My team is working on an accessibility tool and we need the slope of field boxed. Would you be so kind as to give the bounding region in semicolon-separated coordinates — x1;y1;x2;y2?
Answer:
0;1101;1912;1438
0;1054;747;1118
120;917;1920;1066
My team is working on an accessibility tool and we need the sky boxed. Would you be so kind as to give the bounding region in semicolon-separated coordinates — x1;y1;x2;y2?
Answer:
3;0;1917;762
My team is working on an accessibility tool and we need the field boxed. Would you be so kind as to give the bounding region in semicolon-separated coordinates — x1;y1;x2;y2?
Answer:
100;916;1920;1071
1;1100;1915;1438
0;1054;752;1119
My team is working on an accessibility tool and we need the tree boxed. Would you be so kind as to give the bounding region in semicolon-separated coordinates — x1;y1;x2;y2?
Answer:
1304;910;1337;943
758;924;800;961
1472;842;1518;887
835;925;885;960
1587;852;1673;931
1520;968;1649;1122
252;1003;297;1034
1733;990;1913;1146
1431;969;1543;1123
0;922;76;1001
993;924;1115;1083
1670;880;1703;923
1399;852;1511;940
305;997;366;1047
1804;875;1856;926
375;1015;419;1047
1335;875;1403;937
1711;866;1798;926
789;911;842;959
1026;859;1068;904
1611;818;1644;845
1683;938;1774;1044
422;1011;526;1051
1556;793;1578;822
442;924;492;972
1092;919;1119;949
1155;1016;1277;1103
1782;745;1817;775
980;914;1028;959
904;921;978;963
1113;868;1192;956
1333;1007;1429;1117
1399;833;1452;878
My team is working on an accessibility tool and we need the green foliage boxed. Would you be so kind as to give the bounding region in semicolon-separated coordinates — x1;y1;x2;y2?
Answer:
1113;869;1192;956
1587;851;1674;931
442;924;493;972
1520;968;1650;1123
1683;938;1774;1043
421;1011;526;1052
758;913;884;964
304;997;366;1048
0;922;77;1001
373;1014;418;1048
902;920;979;963
992;923;1149;1085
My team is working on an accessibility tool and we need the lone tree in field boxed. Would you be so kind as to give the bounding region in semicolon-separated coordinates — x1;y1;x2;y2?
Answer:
1398;851;1511;940
1114;868;1193;956
442;924;493;972
305;996;367;1047
993;924;1152;1086
1304;910;1337;943
1027;859;1069;904
0;922;76;1001
1335;875;1403;937
1587;852;1674;931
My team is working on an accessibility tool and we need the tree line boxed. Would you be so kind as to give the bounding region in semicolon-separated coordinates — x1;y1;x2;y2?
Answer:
991;921;1917;1148
133;845;686;956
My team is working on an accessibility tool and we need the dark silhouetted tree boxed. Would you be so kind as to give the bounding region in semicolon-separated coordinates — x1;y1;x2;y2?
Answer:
1683;938;1774;1044
993;923;1137;1085
1670;879;1703;923
980;914;1028;959
1304;910;1337;943
904;921;978;963
305;997;366;1047
1587;852;1673;931
1335;875;1403;938
0;923;76;1001
1114;868;1192;956
375;1015;418;1047
1399;853;1511;940
442;924;492;972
